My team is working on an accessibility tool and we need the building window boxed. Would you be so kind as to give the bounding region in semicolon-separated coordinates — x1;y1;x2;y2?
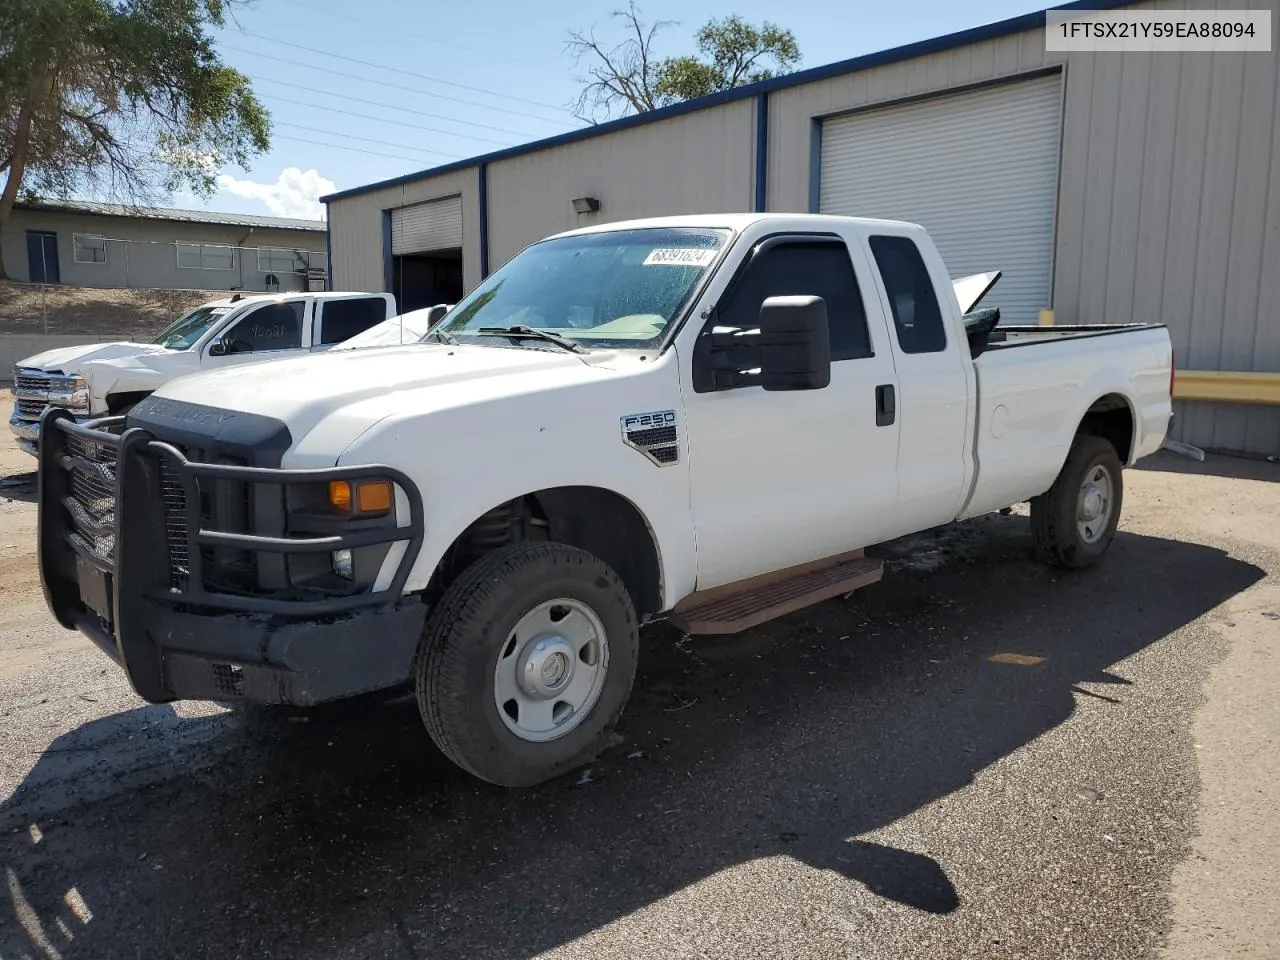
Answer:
176;242;237;271
258;246;306;275
72;234;107;264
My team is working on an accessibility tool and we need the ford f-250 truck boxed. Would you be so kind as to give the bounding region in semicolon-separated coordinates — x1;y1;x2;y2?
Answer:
37;214;1174;788
10;291;396;455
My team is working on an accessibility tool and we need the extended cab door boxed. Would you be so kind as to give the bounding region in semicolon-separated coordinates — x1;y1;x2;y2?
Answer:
202;298;309;367
312;294;395;350
679;230;903;589
857;229;974;529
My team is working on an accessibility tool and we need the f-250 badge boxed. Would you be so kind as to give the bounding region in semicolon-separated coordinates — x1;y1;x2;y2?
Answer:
621;410;679;466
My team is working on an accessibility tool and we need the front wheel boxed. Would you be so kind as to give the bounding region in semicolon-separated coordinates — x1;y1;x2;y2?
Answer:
1030;434;1124;568
415;541;639;787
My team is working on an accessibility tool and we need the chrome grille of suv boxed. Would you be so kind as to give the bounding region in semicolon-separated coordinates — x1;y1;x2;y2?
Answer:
13;371;54;423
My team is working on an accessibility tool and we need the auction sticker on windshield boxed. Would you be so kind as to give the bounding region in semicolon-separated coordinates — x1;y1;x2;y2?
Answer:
643;248;718;266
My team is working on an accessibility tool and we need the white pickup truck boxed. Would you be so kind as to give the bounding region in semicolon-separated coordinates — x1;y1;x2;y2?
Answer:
37;213;1173;788
10;290;396;455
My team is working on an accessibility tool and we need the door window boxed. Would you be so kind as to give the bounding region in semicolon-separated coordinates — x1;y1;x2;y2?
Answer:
317;297;388;345
220;301;305;354
715;238;873;361
869;235;947;354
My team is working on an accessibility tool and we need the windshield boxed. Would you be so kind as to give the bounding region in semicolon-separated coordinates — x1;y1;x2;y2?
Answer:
439;227;731;349
151;305;235;350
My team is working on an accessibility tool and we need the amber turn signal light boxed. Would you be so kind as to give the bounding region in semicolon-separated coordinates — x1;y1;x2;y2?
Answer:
328;479;393;516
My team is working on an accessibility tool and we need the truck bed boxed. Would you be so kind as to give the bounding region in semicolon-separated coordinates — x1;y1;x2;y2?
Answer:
986;323;1166;349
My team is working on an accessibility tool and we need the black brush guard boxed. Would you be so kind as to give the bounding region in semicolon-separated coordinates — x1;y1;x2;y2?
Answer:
37;408;426;704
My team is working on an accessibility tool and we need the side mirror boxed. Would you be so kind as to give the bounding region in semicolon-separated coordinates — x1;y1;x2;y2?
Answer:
756;295;831;391
696;295;832;392
426;304;451;325
208;338;228;357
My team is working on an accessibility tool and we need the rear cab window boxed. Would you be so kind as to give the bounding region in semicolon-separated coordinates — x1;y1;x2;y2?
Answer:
869;235;947;354
317;296;390;345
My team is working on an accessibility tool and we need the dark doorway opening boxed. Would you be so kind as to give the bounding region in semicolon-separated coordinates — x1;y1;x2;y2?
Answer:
392;248;463;313
26;230;60;284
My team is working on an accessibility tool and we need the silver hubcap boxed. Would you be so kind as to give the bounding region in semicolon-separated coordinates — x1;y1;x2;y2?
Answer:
493;599;609;742
1076;464;1114;544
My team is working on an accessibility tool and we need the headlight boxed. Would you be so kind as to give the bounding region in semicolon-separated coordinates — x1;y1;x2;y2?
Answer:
47;375;90;412
51;375;88;393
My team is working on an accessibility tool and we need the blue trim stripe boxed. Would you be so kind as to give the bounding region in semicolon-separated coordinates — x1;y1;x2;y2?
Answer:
320;0;1138;205
381;209;393;299
324;203;333;289
478;162;490;279
808;120;823;213
754;93;769;213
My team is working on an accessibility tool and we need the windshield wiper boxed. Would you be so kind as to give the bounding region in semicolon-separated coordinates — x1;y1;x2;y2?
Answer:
428;328;458;345
477;325;586;354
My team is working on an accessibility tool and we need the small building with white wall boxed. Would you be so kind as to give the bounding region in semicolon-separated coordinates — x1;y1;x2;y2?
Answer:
322;0;1279;455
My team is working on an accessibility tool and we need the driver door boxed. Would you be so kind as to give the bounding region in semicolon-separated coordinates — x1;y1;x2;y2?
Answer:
204;300;308;368
679;231;903;589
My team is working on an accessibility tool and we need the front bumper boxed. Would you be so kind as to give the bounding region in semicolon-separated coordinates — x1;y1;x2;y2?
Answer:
37;409;427;706
10;407;89;457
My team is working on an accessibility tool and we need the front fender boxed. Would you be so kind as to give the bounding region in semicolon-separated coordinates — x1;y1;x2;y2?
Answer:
339;399;696;611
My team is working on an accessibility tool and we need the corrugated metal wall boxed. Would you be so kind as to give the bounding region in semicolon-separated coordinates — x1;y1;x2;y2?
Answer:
766;0;1278;454
485;100;755;269
327;166;481;293
327;0;1278;453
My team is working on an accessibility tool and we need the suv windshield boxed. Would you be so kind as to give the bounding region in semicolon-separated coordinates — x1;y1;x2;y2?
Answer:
151;305;235;350
439;227;731;349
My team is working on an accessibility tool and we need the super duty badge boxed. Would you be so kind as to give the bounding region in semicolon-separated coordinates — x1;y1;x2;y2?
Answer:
621;410;679;466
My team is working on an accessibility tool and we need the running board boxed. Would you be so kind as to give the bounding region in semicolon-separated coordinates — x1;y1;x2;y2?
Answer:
669;550;884;635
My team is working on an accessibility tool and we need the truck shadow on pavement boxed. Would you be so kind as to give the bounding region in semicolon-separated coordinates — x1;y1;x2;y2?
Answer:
0;516;1265;960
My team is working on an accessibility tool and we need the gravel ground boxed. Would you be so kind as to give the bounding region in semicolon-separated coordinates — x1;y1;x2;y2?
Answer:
1;406;1276;960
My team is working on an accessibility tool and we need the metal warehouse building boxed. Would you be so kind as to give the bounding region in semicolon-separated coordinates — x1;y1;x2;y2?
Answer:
323;0;1280;455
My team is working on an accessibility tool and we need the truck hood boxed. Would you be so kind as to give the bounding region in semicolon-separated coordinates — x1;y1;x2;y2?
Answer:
17;340;171;373
146;342;607;459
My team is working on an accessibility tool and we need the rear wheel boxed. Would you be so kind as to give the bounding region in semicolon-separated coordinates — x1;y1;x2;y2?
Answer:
1030;434;1124;568
415;541;639;787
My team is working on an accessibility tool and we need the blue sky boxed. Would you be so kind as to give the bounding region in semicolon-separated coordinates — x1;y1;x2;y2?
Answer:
188;0;1054;220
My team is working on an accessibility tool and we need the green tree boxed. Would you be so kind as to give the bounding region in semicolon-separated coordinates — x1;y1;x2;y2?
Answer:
654;16;800;103
567;4;801;124
0;0;270;279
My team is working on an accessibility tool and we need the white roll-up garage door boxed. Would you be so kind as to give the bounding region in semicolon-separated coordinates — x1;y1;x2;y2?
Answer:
391;196;463;255
820;73;1062;324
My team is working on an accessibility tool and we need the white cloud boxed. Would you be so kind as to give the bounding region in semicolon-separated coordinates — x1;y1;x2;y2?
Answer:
214;166;335;220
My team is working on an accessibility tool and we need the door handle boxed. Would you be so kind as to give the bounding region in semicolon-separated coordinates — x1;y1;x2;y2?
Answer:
875;384;896;427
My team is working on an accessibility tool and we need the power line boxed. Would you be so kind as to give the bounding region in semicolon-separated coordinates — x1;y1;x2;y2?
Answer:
238;30;572;115
275;122;463;158
274;0;560;75
222;42;569;124
269;96;518;147
254;76;549;138
274;134;434;164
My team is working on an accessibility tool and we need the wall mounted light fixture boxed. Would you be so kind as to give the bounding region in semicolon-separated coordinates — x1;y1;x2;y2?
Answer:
572;196;601;214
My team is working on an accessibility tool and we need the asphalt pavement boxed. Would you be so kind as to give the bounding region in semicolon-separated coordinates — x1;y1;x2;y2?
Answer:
1;449;1277;960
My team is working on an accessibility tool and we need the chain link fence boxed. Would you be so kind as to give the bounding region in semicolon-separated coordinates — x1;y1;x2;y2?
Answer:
0;281;223;340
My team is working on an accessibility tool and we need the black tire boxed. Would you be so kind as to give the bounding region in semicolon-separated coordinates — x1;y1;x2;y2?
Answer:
415;541;639;787
1030;433;1124;568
